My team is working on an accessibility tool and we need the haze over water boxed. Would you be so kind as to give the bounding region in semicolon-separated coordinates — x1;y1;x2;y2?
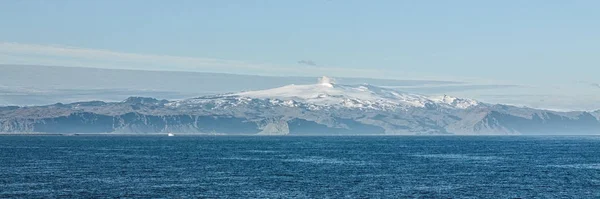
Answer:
1;135;599;198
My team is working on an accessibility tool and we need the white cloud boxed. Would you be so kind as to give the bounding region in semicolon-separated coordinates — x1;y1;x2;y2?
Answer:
0;42;280;71
0;42;421;79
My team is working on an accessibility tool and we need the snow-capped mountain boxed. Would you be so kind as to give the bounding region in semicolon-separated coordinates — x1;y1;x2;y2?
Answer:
234;76;479;110
1;77;599;135
172;76;478;111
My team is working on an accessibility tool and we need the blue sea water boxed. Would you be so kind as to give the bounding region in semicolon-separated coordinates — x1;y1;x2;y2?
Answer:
1;135;600;198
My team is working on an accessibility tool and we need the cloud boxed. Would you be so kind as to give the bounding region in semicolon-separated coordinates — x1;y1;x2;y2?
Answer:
575;81;600;89
298;60;318;66
0;42;427;80
0;42;274;72
384;84;521;93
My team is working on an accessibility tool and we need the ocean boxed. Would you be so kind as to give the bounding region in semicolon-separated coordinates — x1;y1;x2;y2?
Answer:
1;135;599;198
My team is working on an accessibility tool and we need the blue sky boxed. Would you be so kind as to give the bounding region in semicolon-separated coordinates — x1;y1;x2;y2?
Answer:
1;0;599;110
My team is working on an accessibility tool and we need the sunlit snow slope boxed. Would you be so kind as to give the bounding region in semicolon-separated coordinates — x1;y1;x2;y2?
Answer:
229;76;478;110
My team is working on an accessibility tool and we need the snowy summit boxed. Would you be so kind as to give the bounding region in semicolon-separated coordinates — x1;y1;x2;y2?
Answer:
228;76;478;110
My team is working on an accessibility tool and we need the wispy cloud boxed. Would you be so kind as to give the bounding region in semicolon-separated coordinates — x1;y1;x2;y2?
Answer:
575;81;600;89
0;42;428;80
0;42;276;72
384;84;521;93
298;60;318;66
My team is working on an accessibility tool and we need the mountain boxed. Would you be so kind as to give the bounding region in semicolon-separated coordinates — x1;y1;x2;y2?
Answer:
0;64;459;106
1;77;599;135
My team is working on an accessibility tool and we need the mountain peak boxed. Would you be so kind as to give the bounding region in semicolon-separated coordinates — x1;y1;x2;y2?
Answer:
224;77;478;110
430;95;479;109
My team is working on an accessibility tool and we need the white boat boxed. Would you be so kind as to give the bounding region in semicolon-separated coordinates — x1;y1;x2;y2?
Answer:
167;133;175;136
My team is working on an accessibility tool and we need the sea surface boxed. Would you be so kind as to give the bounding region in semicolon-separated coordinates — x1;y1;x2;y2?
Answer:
1;135;600;198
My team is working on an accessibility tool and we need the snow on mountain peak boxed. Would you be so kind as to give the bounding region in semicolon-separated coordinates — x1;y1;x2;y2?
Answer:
430;95;479;109
225;77;479;110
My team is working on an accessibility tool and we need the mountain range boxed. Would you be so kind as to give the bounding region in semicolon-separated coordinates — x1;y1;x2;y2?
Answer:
1;77;599;135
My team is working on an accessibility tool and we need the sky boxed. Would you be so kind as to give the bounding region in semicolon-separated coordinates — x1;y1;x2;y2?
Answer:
1;0;599;110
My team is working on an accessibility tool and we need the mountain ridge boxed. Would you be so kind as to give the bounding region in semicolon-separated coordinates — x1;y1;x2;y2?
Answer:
1;77;599;135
